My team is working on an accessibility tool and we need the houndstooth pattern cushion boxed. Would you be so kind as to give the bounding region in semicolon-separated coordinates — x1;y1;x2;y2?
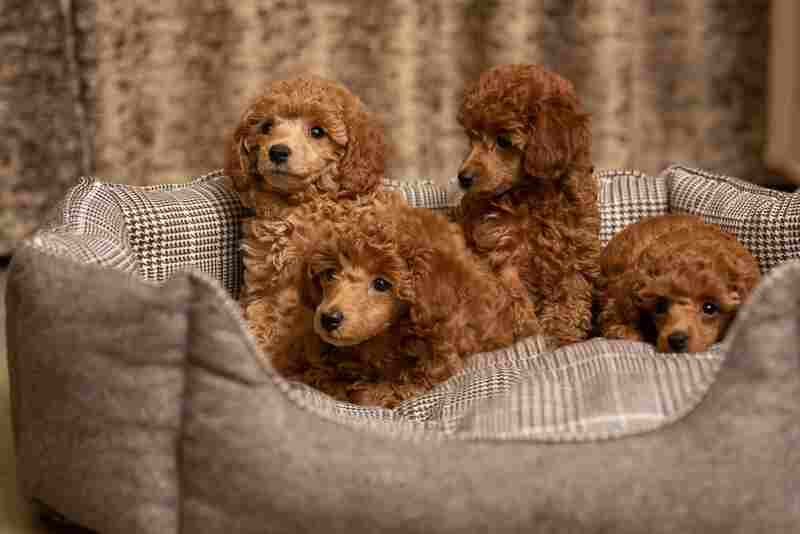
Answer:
35;172;455;298
597;169;669;246
664;164;800;272
32;179;140;273
383;177;453;211
30;166;800;441
105;172;246;295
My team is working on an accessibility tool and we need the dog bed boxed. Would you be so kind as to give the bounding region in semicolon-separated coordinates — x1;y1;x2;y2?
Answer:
5;165;800;533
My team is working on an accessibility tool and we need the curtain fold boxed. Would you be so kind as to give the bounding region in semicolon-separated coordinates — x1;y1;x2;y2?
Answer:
0;0;773;254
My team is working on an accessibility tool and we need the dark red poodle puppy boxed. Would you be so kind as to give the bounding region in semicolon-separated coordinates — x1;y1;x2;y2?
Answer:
455;64;600;348
270;193;542;407
597;214;761;353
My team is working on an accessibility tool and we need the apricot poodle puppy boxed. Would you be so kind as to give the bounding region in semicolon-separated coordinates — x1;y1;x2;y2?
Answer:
224;75;386;350
271;193;541;408
455;63;600;348
597;214;761;353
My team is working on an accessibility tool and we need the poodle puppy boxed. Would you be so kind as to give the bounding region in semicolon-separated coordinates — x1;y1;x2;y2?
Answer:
597;214;761;353
271;193;542;408
224;75;386;350
455;63;600;348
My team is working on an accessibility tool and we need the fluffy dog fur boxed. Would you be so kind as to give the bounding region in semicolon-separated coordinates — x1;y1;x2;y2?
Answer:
597;214;761;353
455;63;600;348
224;76;386;350
271;193;541;408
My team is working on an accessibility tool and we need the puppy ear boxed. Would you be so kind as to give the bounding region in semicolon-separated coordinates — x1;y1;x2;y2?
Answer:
722;286;746;313
524;95;591;180
224;125;254;193
624;272;657;320
402;245;444;332
732;258;762;298
336;103;385;196
635;287;656;308
299;267;323;310
720;253;761;311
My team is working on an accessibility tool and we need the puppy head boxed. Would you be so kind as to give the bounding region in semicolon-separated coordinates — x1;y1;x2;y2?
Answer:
225;76;385;202
294;190;467;352
456;64;591;198
633;250;760;353
635;276;739;353
301;242;409;347
297;195;461;350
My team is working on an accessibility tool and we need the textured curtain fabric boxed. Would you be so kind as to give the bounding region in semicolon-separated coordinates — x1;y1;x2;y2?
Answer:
766;0;800;184
0;0;772;254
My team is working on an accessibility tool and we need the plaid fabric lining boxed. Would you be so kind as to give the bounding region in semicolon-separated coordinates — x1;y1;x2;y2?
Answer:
382;178;453;212
103;171;246;296
32;178;139;273
29;233;139;274
30;166;800;441
453;341;722;441
273;331;722;441
664;164;800;272
249;326;725;441
597;169;669;245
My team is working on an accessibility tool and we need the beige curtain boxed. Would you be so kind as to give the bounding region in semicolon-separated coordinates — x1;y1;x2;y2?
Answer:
766;0;800;184
0;0;773;254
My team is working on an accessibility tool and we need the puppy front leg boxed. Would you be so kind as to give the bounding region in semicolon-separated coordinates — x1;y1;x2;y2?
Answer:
496;266;544;340
537;271;594;347
266;287;318;376
425;339;465;384
602;323;644;342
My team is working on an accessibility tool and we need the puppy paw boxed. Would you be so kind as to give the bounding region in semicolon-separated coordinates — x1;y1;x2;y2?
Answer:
602;324;644;342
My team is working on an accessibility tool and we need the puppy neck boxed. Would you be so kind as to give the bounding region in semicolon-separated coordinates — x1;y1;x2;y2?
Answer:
459;178;562;216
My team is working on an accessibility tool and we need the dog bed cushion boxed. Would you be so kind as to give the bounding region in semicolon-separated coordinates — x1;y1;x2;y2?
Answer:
5;166;800;533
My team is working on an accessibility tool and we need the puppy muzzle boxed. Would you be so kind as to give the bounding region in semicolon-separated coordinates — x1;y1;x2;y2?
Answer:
239;137;307;194
457;171;475;190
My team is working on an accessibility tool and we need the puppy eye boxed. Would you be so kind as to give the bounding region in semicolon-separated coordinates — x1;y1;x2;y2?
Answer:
320;268;337;282
258;120;272;135
701;301;720;315
310;126;326;139
654;297;670;315
496;134;513;149
372;277;392;292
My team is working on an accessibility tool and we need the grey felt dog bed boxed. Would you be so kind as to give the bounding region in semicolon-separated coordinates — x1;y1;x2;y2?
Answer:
5;165;800;533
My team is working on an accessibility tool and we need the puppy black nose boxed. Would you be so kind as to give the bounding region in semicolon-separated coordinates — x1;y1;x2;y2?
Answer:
457;172;474;189
667;331;689;352
320;310;344;332
269;144;291;164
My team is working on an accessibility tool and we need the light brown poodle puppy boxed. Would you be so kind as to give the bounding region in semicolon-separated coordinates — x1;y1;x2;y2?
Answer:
224;75;386;350
271;193;541;408
455;63;600;348
597;214;761;353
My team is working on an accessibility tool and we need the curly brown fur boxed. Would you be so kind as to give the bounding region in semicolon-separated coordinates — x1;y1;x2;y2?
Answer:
224;76;386;351
271;194;542;408
454;64;600;348
224;75;384;204
597;214;762;353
